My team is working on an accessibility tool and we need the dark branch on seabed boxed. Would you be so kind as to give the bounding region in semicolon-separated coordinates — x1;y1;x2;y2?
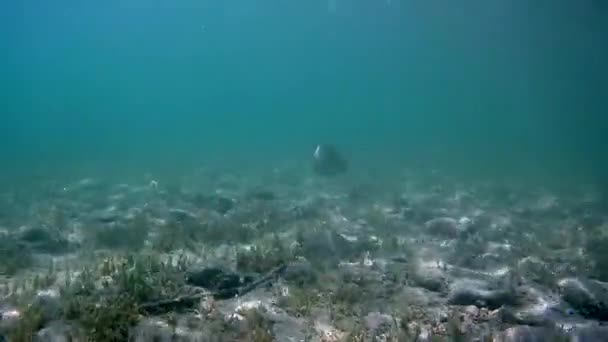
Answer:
138;264;288;315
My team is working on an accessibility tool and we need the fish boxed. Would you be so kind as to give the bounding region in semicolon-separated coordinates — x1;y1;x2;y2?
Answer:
312;144;348;177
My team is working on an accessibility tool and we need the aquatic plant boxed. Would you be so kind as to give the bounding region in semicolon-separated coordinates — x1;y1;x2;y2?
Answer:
394;309;420;342
446;312;467;342
241;308;274;342
63;255;181;336
585;229;608;281
236;234;293;274
3;252;188;340
50;206;69;232
102;253;185;302
277;286;318;317
450;234;487;268
364;206;391;230
154;212;262;252
0;236;32;275
85;294;139;341
344;327;366;342
332;283;364;308
93;213;149;250
7;304;44;342
200;219;257;245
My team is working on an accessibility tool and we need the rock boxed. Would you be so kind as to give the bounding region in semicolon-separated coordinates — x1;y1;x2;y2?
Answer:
215;196;236;214
448;279;519;309
16;226;69;254
94;207;120;223
453;191;477;210
186;267;240;289
516;256;555;286
64;178;103;193
128;319;173;342
282;260;316;286
498;287;569;327
0;305;21;333
558;278;608;321
484;183;517;203
191;194;235;214
581;212;604;229
186;268;253;299
571;326;608;341
18;226;51;242
297;230;357;264
494;326;567;342
130;317;206;342
425;217;461;238
400;193;446;223
463;305;480;317
168;209;197;222
451;305;494;339
534;194;560;211
364;312;396;338
288;196;327;220
458;216;473;228
0;291;64;339
288;204;318;220
32;289;63;324
410;260;448;293
398;287;434;307
390;255;409;263
35;320;83;342
245;189;276;201
348;184;377;203
401;205;436;223
518;194;566;219
66;229;85;246
271;315;309;342
227;299;311;342
466;213;494;234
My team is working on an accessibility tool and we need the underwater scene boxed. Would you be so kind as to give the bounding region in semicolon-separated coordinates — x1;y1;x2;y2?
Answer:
1;0;608;341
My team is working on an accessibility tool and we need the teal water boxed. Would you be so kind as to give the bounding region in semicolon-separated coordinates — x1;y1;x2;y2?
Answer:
2;0;607;188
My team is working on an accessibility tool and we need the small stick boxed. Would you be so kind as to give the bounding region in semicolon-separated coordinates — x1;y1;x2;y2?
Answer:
138;263;287;314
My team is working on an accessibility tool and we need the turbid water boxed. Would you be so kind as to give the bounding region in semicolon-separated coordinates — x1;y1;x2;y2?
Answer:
1;1;608;341
2;0;607;187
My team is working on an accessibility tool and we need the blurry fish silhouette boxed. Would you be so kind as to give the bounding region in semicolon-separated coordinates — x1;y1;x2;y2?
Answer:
312;144;348;177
